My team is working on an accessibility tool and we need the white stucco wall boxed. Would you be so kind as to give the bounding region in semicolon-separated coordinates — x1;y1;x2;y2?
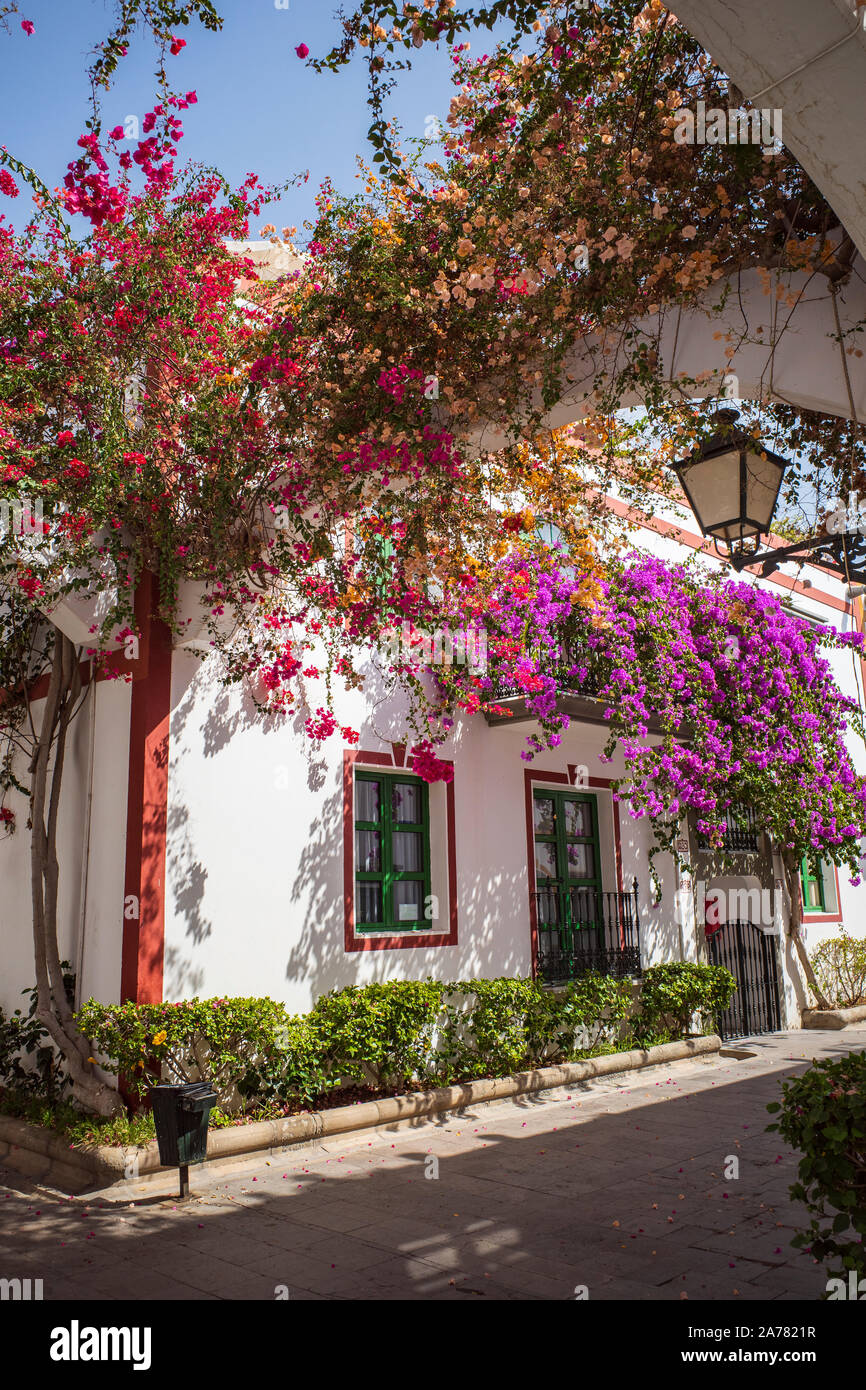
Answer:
162;643;694;1013
0;675;130;1015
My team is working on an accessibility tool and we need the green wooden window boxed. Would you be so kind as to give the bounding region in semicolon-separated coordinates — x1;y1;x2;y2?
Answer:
355;771;431;931
533;789;601;894
800;857;827;913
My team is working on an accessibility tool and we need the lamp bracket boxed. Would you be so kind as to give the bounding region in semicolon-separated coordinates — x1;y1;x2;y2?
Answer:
728;531;866;585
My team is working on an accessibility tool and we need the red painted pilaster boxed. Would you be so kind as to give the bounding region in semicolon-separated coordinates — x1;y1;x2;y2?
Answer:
120;574;173;1004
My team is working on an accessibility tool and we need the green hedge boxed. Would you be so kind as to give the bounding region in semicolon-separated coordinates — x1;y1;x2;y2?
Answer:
66;963;733;1112
810;932;866;1010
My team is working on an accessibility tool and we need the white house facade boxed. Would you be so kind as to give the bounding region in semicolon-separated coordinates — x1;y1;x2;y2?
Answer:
2;491;863;1042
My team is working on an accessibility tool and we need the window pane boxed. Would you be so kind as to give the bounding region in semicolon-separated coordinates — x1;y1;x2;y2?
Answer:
805;874;823;909
356;779;380;823
392;782;422;823
564;801;592;838
566;842;595;880
535;841;558;881
533;797;555;835
355;829;381;873
392;830;423;873
357;882;382;924
393;880;424;922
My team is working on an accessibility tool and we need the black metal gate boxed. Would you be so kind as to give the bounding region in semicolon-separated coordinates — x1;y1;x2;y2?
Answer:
706;919;782;1039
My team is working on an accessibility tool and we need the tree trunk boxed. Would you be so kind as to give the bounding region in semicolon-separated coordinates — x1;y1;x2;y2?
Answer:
781;851;831;1011
30;632;123;1117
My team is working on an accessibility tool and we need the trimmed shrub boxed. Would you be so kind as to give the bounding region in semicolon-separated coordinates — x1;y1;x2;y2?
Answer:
307;979;446;1088
631;962;736;1046
767;1050;866;1279
237;1014;333;1110
811;932;866;1009
57;965;733;1116
436;978;538;1081
75;996;290;1104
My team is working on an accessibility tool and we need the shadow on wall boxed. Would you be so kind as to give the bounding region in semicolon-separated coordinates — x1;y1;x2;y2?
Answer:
284;774;533;1001
284;693;615;1001
163;652;349;999
160;649;674;1005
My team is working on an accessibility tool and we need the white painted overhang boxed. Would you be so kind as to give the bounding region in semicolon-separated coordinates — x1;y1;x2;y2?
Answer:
672;0;866;258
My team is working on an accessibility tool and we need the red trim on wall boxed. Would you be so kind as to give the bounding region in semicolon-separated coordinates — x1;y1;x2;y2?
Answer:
343;748;458;952
120;575;173;1004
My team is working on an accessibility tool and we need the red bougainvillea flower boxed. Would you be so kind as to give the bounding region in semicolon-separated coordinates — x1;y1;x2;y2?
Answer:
63;458;91;483
57;431;75;446
169;36;186;55
0;170;19;198
21;19;34;36
410;742;454;784
295;43;309;59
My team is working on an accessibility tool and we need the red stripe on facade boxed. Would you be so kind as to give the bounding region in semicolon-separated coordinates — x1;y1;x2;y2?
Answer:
120;574;173;1004
604;495;848;612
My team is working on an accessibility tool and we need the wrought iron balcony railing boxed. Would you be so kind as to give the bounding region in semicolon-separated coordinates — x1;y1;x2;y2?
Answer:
696;803;760;854
534;884;642;984
489;637;596;702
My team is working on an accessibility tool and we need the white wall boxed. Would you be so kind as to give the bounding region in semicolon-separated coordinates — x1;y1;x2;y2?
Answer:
162;645;691;1012
0;676;130;1015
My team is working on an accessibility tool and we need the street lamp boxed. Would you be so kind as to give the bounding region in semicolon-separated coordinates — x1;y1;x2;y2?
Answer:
672;408;866;582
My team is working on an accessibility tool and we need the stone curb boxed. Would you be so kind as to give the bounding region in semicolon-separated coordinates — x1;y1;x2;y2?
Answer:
0;1035;720;1194
801;1003;866;1031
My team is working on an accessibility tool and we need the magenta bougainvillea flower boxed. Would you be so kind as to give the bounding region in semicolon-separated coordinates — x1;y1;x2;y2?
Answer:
431;547;866;881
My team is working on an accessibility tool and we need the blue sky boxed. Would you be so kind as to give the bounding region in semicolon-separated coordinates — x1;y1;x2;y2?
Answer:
0;0;488;236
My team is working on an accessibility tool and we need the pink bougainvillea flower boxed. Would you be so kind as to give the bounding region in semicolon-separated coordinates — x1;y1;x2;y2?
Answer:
21;19;34;36
295;43;309;59
57;431;75;446
0;170;18;198
169;36;186;55
109;126;124;141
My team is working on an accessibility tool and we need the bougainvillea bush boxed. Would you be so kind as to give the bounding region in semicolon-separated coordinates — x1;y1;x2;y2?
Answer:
432;548;866;883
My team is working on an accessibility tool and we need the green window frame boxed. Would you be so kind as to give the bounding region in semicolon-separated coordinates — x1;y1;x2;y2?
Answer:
354;770;431;932
800;857;827;913
533;789;602;926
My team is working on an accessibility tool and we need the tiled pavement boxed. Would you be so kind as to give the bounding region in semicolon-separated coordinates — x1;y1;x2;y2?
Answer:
1;1028;864;1301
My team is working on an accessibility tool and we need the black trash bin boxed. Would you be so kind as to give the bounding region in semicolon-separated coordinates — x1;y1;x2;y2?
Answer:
151;1082;217;1168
